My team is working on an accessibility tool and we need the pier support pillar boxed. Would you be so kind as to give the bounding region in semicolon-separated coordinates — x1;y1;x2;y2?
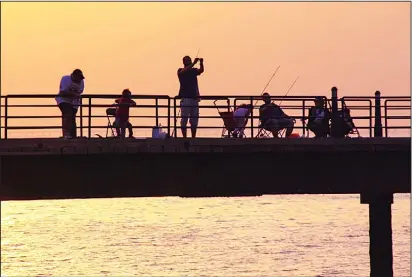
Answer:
361;193;394;277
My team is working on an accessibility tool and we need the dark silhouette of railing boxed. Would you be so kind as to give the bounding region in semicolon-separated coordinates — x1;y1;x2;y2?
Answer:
0;90;410;139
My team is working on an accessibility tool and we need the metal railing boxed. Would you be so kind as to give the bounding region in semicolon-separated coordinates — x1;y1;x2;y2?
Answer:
0;92;410;139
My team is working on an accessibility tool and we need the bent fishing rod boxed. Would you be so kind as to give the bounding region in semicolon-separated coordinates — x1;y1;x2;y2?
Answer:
278;76;299;105
253;66;280;106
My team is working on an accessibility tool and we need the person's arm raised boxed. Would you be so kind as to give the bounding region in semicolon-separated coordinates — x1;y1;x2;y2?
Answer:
197;58;204;75
178;58;200;75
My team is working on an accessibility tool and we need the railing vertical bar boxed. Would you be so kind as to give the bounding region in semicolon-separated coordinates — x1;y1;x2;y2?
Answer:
88;97;92;138
4;96;8;139
80;97;84;138
250;97;254;138
155;98;159;127
167;98;171;137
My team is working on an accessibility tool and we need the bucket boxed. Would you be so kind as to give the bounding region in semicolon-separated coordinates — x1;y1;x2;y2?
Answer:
287;133;301;138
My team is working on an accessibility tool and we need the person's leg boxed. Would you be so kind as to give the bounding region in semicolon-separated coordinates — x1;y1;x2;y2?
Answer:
233;116;244;137
189;99;199;138
70;107;78;138
281;118;294;137
127;121;134;137
119;120;126;138
264;119;279;138
113;118;121;137
180;99;190;138
58;103;74;138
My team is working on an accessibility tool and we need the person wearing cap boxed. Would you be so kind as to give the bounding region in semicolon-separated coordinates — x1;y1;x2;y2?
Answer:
56;69;85;139
307;96;330;138
177;55;204;138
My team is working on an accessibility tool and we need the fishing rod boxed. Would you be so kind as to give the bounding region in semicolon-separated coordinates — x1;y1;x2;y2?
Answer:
253;66;280;106
172;48;201;137
279;76;299;106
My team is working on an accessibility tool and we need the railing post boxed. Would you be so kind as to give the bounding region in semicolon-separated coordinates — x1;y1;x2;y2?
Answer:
79;97;84;138
88;98;92;138
0;97;2;139
174;98;177;138
250;97;254;138
4;96;8;139
302;100;306;137
167;98;171;137
155;98;159;127
374;91;383;138
330;86;339;138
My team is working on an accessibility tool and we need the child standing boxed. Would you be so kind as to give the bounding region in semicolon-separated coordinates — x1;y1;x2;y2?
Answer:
114;89;136;138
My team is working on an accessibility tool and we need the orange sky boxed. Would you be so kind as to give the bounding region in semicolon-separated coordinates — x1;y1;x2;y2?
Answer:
1;2;410;98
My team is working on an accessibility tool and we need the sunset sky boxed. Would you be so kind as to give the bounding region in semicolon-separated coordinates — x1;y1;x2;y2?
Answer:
0;2;410;138
1;2;410;97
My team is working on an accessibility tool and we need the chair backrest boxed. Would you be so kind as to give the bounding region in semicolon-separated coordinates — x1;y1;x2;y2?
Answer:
106;108;117;116
219;111;237;131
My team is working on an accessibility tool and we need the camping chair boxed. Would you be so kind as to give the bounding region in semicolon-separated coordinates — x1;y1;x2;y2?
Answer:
341;102;361;137
256;122;286;138
323;100;361;138
214;100;246;138
106;108;116;138
218;111;238;138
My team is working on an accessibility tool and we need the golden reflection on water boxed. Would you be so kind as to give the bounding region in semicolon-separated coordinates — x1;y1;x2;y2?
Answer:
1;194;410;276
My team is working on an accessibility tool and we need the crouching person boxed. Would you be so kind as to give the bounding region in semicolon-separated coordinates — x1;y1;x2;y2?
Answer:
307;96;330;138
233;104;252;138
259;92;294;138
114;89;136;138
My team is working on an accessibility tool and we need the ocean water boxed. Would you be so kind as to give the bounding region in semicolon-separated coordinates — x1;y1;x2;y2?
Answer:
1;194;410;277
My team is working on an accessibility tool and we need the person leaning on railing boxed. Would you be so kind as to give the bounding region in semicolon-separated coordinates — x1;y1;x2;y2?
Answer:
259;92;295;138
177;55;204;138
55;69;85;139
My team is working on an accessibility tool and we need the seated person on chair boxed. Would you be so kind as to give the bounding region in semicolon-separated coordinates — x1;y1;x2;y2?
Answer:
336;107;356;137
114;89;136;138
233;104;252;138
259;92;294;138
307;96;330;138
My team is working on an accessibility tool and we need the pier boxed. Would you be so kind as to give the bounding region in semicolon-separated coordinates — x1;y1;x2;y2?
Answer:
0;89;410;277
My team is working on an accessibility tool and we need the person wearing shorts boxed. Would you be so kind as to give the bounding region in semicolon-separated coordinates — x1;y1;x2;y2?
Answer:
177;55;204;138
55;69;85;139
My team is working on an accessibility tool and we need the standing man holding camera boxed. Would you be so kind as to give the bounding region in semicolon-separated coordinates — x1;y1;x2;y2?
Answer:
55;69;85;139
177;56;204;138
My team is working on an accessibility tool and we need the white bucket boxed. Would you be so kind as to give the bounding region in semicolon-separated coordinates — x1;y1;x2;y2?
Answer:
152;126;161;138
152;124;167;139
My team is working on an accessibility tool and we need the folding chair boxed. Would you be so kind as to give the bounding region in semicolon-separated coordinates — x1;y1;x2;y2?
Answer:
256;122;286;138
106;108;116;137
340;102;361;137
218;111;238;138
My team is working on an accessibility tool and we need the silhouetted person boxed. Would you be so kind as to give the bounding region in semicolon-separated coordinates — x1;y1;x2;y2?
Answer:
56;69;85;139
114;89;136;138
259;92;294;138
233;104;253;138
307;96;330;138
177;56;204;138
